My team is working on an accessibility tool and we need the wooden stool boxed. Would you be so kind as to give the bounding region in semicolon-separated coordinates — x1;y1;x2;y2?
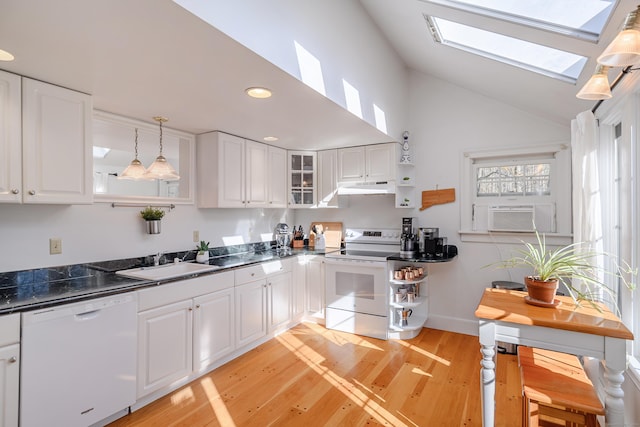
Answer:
518;346;604;427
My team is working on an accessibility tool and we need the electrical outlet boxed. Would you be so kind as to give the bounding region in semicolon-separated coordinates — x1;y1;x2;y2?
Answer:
193;230;199;243
49;238;62;255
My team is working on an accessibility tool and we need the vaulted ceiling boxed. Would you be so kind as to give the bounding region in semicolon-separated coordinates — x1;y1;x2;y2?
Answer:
0;0;636;150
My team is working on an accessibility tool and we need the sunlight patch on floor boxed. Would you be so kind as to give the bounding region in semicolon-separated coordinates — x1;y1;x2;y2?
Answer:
200;377;236;426
170;386;195;406
277;331;409;426
397;339;451;366
411;367;433;377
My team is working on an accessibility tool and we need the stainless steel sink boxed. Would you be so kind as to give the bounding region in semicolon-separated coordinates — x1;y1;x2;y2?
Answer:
115;262;220;281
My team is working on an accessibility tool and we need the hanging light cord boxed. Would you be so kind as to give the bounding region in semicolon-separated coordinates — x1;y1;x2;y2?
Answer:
153;116;168;156
134;128;140;159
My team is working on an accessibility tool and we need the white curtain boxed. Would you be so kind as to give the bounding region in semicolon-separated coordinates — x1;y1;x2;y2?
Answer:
571;110;605;297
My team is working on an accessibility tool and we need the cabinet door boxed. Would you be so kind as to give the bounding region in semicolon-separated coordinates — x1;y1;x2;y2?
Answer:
235;279;267;348
0;344;19;427
245;140;268;207
268;146;287;208
288;151;316;208
22;78;92;204
366;143;396;182
306;256;325;320
337;146;365;182
137;300;193;398
318;149;338;208
268;271;292;332
0;71;21;204
291;256;307;318
218;133;245;207
193;288;235;371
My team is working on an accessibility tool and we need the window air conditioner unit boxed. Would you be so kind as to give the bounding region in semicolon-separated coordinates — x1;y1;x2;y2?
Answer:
488;205;536;232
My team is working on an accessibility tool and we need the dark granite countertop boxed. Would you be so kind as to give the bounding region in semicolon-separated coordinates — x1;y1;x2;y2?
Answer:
387;253;457;263
0;244;326;315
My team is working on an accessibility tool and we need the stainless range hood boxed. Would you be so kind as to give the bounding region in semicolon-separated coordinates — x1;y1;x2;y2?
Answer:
336;180;396;195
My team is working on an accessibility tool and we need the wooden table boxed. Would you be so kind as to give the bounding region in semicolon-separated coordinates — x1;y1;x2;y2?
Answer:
475;288;634;427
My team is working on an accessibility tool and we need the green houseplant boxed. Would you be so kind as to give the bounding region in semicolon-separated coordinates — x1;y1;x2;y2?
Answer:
139;206;165;234
496;230;635;310
196;240;210;263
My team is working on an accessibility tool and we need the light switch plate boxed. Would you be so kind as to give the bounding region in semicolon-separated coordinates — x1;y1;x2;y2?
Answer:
193;230;199;243
49;238;62;255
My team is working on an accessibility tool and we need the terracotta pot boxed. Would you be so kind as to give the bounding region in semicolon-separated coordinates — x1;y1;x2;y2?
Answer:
524;276;558;303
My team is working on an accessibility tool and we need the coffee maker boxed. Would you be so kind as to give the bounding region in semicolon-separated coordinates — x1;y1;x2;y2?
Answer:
400;217;418;257
418;227;448;258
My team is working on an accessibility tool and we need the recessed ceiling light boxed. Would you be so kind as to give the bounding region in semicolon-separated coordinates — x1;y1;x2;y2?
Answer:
263;136;279;142
245;87;272;99
0;49;15;61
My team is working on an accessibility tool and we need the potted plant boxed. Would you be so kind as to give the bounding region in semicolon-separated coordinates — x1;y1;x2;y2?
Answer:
139;206;165;234
196;240;210;263
495;230;635;310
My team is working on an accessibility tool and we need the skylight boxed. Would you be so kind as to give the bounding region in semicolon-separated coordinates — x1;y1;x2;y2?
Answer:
426;16;588;83
424;0;615;42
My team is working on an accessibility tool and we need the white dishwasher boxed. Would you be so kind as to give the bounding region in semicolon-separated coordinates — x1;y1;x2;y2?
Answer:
21;293;137;427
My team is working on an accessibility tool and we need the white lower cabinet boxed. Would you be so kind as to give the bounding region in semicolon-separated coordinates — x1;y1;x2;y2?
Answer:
306;255;326;321
136;271;234;400
235;259;293;349
0;314;19;427
193;288;235;372
137;300;193;398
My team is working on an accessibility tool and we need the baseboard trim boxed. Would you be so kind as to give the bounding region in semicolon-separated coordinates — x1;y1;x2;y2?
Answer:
425;314;478;336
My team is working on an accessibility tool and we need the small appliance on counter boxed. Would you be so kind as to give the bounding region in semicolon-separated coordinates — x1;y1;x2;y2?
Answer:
273;223;292;253
417;227;457;259
400;217;418;258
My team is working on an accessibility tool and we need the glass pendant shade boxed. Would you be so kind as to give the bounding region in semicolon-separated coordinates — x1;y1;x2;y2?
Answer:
119;128;149;180
576;66;612;100
145;155;180;181
143;116;180;181
598;7;640;66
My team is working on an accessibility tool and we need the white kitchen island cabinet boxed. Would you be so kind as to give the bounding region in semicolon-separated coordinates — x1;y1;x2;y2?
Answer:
0;314;20;427
0;71;92;204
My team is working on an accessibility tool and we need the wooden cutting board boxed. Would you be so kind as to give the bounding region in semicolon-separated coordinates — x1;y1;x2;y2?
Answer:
309;222;343;248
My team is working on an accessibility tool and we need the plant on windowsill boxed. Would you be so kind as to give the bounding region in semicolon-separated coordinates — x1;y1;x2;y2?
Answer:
140;206;165;234
492;230;636;311
196;240;210;264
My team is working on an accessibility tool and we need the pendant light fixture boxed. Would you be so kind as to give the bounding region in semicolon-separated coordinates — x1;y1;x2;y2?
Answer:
576;65;612;100
598;6;640;67
118;128;148;180
144;116;180;181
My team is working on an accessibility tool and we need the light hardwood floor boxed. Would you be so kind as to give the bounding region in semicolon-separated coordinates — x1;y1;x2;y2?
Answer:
110;323;521;426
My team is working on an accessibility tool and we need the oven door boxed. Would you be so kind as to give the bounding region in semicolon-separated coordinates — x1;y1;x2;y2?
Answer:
324;257;387;316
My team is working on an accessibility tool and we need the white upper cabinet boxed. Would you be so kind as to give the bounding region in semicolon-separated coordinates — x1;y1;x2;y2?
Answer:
337;143;396;183
267;146;287;208
197;131;286;208
318;149;338;208
0;70;21;203
0;73;92;204
245;140;268;207
288;151;317;208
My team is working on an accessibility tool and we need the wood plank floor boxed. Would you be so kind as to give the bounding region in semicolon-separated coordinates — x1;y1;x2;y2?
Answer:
109;323;521;426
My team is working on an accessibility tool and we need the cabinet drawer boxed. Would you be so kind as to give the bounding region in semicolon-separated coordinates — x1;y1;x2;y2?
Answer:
138;270;234;311
235;258;293;285
0;313;19;346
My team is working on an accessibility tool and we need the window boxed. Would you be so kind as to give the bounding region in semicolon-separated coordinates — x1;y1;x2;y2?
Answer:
459;144;571;242
476;162;551;197
426;16;587;83
423;0;616;42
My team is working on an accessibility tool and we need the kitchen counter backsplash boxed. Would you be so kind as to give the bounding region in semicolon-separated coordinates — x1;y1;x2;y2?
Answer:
0;241;321;314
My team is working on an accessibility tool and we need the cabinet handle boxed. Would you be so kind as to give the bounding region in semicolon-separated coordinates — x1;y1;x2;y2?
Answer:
196;304;201;309
188;307;193;312
28;190;36;196
11;189;19;195
251;273;255;276
8;356;16;363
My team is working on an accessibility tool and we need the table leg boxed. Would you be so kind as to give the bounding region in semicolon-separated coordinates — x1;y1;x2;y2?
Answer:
479;321;496;427
604;337;627;427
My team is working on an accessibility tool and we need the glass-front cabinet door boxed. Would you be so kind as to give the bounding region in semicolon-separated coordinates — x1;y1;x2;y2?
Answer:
288;151;316;208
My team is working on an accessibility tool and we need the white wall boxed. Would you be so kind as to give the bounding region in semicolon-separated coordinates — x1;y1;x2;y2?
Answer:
0;203;291;272
297;70;571;335
174;0;409;140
